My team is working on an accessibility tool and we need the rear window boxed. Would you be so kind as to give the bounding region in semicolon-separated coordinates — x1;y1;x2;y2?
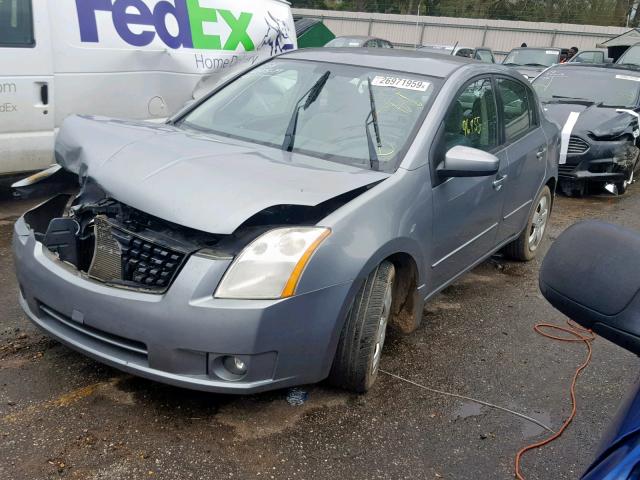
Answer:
0;0;34;47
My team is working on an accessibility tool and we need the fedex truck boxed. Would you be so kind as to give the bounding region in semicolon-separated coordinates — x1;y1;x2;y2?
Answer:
0;0;296;181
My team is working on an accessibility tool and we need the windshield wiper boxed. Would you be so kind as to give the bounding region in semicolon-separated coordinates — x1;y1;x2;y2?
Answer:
524;63;548;67
365;77;382;171
549;95;594;103
282;70;331;152
502;62;518;66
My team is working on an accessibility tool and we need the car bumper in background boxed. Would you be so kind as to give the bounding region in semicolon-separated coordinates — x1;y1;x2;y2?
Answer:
13;216;353;394
559;140;638;183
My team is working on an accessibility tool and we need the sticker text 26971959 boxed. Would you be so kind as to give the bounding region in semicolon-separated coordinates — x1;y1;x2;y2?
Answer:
371;76;430;92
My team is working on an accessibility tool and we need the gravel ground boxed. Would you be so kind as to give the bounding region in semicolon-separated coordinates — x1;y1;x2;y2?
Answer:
0;187;638;480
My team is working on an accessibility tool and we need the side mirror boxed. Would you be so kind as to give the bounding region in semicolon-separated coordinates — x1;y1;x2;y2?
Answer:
437;146;500;178
540;221;640;355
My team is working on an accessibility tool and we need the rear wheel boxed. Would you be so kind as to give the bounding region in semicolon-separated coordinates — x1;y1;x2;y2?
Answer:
329;262;395;393
504;186;552;261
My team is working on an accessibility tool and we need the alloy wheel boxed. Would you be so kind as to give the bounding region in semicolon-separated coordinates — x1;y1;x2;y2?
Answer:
528;195;549;252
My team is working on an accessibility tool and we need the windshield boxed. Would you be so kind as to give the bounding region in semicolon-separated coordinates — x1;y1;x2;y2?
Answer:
618;45;640;66
180;60;437;172
503;49;560;67
533;67;640;107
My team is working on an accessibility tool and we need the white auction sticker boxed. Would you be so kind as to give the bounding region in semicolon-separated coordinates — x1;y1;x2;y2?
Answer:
616;74;640;82
371;76;430;92
546;50;557;55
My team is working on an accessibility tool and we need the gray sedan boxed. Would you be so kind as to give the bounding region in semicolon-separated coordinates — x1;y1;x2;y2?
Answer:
13;49;559;394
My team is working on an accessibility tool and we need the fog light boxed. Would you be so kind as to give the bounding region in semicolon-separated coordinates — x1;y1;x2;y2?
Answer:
222;356;247;376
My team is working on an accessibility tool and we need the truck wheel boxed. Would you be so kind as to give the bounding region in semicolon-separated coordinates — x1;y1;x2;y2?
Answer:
329;262;395;393
504;186;552;261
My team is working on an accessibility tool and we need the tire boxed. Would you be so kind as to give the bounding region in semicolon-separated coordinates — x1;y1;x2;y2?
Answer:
328;261;395;393
615;168;635;195
504;186;552;261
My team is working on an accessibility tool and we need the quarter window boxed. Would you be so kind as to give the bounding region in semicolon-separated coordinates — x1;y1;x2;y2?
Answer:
0;0;34;47
497;78;534;141
441;78;498;153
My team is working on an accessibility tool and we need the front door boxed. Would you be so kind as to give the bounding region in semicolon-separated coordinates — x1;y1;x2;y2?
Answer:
430;76;508;291
0;0;54;176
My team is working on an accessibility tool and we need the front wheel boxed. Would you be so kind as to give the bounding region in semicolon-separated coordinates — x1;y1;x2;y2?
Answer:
504;186;552;261
328;262;395;393
615;168;635;195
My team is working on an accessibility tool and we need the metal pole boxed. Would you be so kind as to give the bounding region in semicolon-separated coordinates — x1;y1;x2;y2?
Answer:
481;25;488;47
415;1;423;49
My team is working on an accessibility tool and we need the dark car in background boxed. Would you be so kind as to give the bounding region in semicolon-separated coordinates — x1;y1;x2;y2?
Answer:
418;44;495;63
533;64;640;195
325;36;393;48
503;47;561;80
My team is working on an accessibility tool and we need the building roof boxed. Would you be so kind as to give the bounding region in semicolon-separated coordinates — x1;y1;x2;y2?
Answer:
597;28;640;48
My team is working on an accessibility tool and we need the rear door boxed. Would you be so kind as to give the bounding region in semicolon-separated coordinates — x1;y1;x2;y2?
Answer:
495;77;547;241
430;76;509;290
0;0;54;176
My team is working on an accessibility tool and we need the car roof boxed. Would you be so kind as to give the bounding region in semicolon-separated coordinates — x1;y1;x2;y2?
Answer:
420;44;473;49
331;35;380;41
548;63;640;73
279;48;474;78
511;47;561;50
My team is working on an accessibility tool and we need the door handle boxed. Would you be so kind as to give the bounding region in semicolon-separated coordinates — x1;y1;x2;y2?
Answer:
493;174;508;191
536;147;547;160
40;84;49;105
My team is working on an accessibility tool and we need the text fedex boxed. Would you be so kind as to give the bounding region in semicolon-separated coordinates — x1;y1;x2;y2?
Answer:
76;0;256;50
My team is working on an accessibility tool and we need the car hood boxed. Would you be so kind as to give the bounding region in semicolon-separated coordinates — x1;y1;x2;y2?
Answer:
55;116;390;235
542;102;639;138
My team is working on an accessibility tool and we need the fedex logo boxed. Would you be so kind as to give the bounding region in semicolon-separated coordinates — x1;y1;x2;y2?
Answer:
76;0;255;50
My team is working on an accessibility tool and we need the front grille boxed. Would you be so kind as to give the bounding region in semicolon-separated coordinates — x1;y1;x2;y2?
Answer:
568;136;590;155
88;216;123;282
558;164;576;176
88;216;185;292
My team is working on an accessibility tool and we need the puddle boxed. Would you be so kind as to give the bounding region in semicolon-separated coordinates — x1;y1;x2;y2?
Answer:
453;401;484;420
216;387;347;441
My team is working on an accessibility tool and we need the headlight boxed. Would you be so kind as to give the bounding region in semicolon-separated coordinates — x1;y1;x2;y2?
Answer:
214;227;331;299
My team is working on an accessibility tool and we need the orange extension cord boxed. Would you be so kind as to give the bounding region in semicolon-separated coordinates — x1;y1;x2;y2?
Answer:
514;320;596;479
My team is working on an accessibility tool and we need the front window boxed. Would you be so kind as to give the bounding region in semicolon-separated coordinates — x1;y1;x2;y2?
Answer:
180;59;438;172
441;77;498;153
533;67;640;108
503;49;560;67
0;0;34;47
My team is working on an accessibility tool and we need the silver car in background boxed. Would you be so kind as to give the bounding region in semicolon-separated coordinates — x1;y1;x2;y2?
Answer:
13;49;559;394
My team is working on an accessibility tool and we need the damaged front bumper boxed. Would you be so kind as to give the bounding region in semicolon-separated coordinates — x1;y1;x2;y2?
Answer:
559;138;638;184
13;214;354;394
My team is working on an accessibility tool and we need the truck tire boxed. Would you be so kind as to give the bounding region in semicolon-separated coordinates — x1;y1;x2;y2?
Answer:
504;186;552;261
329;261;395;393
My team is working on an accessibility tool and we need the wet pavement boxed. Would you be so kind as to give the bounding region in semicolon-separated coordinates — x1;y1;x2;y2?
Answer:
1;188;639;480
